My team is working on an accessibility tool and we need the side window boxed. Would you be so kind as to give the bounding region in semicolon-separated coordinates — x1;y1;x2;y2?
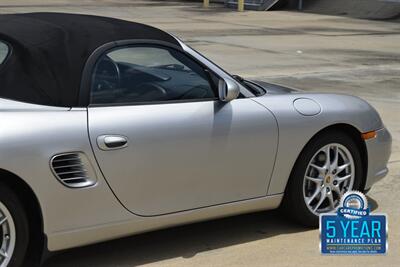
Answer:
90;45;217;105
0;41;9;64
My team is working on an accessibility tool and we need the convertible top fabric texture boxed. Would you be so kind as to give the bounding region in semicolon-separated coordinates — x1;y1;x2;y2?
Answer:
0;12;180;107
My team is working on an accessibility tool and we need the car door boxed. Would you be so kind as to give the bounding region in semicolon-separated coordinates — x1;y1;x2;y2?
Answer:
87;44;278;216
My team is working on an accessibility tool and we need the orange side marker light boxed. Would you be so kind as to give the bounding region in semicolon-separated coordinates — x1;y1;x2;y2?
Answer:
361;130;377;140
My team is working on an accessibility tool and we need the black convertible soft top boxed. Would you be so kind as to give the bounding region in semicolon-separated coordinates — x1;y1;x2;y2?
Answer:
0;12;180;107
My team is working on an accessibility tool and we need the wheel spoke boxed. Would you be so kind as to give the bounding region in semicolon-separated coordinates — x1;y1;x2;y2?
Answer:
323;145;331;169
0;216;7;226
313;190;327;211
306;186;322;205
335;174;352;183
327;192;335;209
305;176;322;184
331;146;339;170
337;162;351;173
310;164;326;175
0;249;7;258
332;186;343;199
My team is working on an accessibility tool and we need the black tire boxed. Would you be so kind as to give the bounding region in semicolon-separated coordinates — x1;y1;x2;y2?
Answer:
281;131;364;227
0;184;29;267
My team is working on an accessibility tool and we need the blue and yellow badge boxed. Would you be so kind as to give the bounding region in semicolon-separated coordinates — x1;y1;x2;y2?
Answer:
320;191;387;254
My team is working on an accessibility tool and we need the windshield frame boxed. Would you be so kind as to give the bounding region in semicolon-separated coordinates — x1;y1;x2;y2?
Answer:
176;38;255;98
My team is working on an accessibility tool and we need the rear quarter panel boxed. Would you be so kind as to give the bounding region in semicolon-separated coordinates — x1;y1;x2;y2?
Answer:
0;102;132;242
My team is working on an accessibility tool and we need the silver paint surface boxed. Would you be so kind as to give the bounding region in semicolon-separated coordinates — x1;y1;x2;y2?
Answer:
88;99;278;216
0;40;391;253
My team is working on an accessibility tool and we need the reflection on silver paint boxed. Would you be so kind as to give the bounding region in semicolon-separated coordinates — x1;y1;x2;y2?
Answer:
88;99;278;216
48;194;283;251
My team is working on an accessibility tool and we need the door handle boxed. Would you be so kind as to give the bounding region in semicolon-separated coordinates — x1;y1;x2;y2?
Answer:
97;135;128;150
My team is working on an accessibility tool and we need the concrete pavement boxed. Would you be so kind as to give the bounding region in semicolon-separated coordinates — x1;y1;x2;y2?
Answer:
1;1;398;266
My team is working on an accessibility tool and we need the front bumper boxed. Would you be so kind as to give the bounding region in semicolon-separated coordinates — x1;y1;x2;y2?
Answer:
364;127;392;190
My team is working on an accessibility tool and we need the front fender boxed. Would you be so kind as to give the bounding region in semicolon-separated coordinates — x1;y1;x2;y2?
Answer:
252;93;384;195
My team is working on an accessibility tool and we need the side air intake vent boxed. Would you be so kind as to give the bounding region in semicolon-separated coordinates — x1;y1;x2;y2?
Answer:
50;152;97;188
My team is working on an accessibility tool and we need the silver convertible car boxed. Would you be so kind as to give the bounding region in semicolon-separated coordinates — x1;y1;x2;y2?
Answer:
0;13;392;266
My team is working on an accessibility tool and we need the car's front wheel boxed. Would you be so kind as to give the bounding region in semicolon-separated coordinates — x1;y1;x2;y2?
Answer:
0;184;29;267
282;131;363;227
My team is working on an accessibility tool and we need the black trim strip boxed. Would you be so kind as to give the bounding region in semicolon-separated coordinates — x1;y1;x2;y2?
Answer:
89;97;219;108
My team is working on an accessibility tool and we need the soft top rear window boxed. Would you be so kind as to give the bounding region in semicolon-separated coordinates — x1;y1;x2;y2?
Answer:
0;41;9;64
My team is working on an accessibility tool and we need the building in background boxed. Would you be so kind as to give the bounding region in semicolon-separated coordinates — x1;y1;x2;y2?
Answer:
204;0;400;19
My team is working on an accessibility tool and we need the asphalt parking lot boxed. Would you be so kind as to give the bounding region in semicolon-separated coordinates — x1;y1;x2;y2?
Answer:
1;1;399;266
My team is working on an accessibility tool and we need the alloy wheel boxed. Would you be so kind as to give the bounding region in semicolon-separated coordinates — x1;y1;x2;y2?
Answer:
303;143;355;215
0;201;16;267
